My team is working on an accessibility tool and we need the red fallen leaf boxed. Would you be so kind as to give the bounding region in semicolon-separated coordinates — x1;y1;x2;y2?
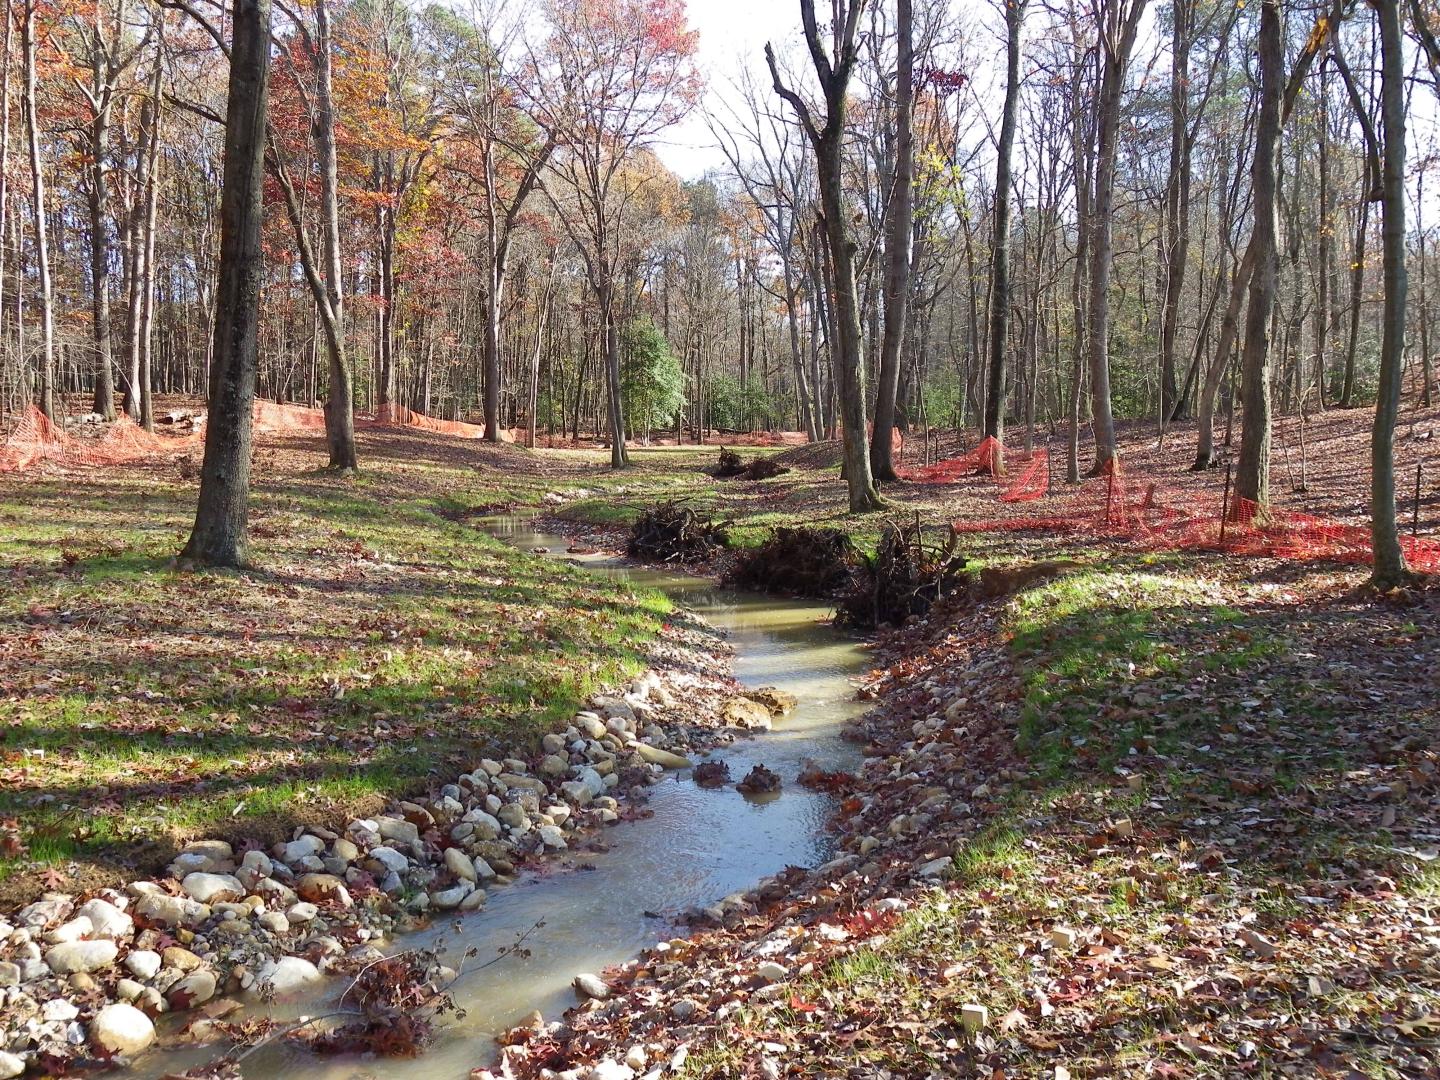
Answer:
41;867;67;890
788;995;819;1013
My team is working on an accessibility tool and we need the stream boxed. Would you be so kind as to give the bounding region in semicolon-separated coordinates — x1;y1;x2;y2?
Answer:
139;515;870;1079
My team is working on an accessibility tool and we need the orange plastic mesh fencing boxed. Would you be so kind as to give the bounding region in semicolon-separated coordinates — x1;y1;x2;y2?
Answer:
369;403;490;439
252;400;326;434
950;454;1440;575
0;406;204;473
900;436;1052;503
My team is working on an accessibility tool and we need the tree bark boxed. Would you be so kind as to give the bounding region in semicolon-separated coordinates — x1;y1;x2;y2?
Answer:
21;1;56;421
1371;0;1409;587
869;0;915;481
181;0;272;568
1234;0;1283;513
767;0;883;513
1086;0;1147;475
983;0;1026;471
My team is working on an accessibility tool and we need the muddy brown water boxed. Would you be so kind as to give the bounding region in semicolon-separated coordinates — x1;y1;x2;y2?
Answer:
136;516;870;1079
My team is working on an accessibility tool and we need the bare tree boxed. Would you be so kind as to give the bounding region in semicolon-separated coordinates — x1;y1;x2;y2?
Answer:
870;0;915;481
768;0;885;512
1084;0;1147;475
982;0;1027;471
1370;0;1409;586
20;0;56;421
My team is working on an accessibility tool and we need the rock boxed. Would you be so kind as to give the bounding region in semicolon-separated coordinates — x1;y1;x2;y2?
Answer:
167;969;217;1009
497;804;529;830
537;825;567;849
737;765;783;794
331;837;359;863
756;961;788;984
747;687;799;714
961;1003;988;1032
633;743;691;769
44;915;93;944
575;713;607;739
91;1002;156;1057
722;698;773;730
135;892;208;929
45;939;118;974
76;899;133;940
367;847;410;875
1050;927;1077;949
558;780;591;805
279;836;326;866
693;760;731;787
478;758;503;776
542;733;568;753
547;804;572;826
18;897;72;928
162;947;203;972
573;972;610;1000
296;874;351;906
377;817;420;846
124;950;161;980
430;884;472;910
0;961;18;987
285;902;319;924
540;754;570;777
181;839;234;865
41;998;79;1022
249;956;323;1000
239;849;274;879
257;912;289;934
918;857;952;878
1113;817;1133;838
115;978;145;1001
459;888;487;911
445;847;477;882
586;1061;634;1080
625;1045;647;1070
0;1051;25;1079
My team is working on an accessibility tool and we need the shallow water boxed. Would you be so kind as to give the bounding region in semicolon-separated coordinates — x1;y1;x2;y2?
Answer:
140;517;869;1079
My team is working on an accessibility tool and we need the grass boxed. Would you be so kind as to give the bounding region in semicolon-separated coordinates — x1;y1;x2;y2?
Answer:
0;431;677;902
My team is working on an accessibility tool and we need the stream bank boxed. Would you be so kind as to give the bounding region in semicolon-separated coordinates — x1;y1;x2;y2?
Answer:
0;514;875;1080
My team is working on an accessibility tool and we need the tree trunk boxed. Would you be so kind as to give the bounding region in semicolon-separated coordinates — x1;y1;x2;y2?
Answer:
314;0;356;470
1159;0;1192;421
869;0;914;482
1086;0;1147;475
1371;0;1409;587
21;2;56;421
1234;0;1283;513
138;49;162;431
181;0;272;568
87;78;115;421
983;0;1026;472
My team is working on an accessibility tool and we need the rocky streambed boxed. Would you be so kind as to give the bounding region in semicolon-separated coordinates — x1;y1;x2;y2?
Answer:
0;517;874;1080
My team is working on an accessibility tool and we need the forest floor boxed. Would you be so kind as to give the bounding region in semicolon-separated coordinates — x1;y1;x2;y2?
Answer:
3;406;1439;1078
0;428;697;908
466;417;1440;1078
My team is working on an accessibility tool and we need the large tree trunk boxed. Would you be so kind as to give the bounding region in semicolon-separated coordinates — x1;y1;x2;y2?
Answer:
181;0;272;568
21;2;56;422
869;0;914;482
1371;0;1409;587
983;0;1025;472
1234;0;1283;513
